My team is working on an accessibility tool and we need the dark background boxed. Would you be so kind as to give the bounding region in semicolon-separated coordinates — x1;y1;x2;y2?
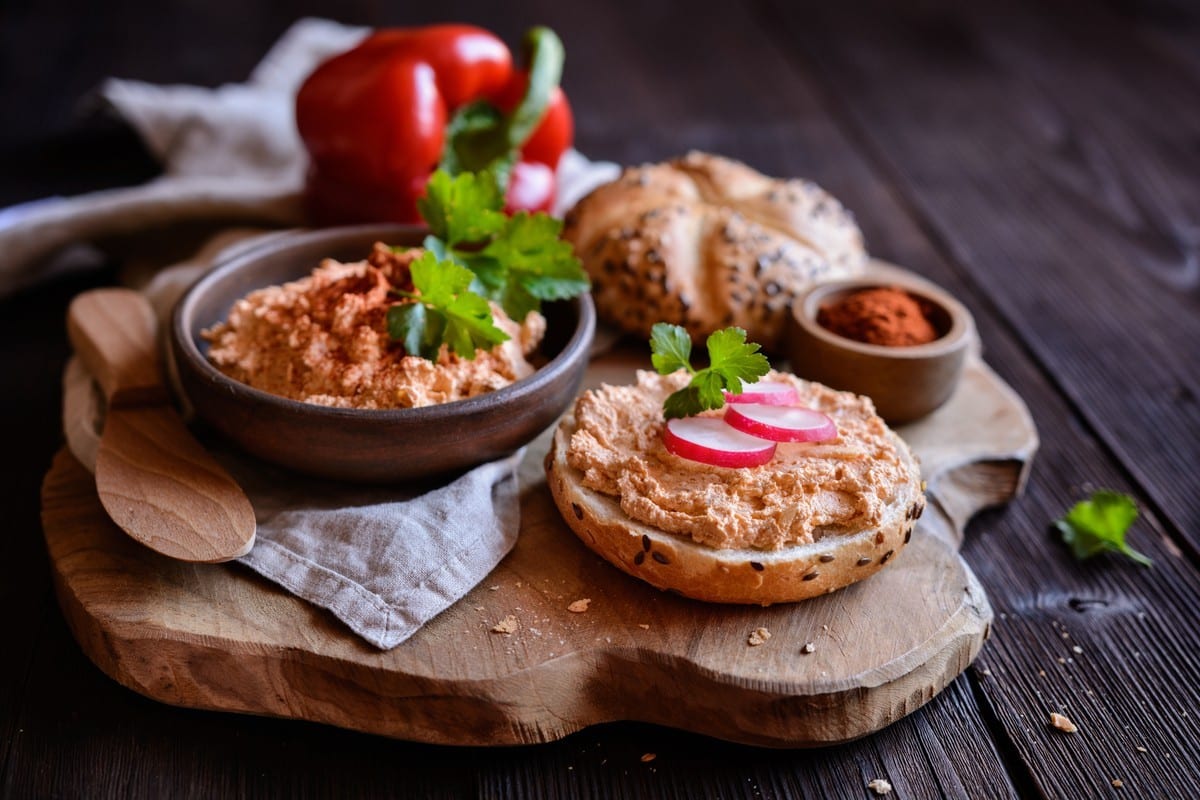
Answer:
3;0;1199;797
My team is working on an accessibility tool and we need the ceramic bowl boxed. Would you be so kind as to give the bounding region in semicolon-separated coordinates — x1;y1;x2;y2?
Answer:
170;224;595;483
784;267;975;424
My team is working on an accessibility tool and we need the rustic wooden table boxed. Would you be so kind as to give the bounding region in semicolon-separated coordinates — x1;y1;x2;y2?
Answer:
3;1;1198;797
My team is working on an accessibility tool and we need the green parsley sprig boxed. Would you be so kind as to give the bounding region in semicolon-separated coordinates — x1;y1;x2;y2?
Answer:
1054;490;1151;567
387;251;510;361
386;168;589;362
650;323;770;419
417;169;589;321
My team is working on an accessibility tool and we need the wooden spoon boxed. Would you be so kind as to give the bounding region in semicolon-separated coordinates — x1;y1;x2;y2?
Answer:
67;288;256;562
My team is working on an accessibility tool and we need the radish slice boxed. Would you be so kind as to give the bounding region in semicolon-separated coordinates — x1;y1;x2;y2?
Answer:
723;380;799;406
723;404;838;443
663;417;777;468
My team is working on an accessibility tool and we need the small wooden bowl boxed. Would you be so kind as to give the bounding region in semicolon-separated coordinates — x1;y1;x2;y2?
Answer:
785;268;974;424
170;224;595;483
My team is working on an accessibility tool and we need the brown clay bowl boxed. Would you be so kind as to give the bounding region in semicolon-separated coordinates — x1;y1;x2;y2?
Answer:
784;264;975;424
170;224;595;483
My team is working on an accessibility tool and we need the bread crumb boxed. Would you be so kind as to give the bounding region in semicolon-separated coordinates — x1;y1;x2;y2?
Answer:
1072;645;1083;654
568;598;591;613
489;585;500;591
801;642;816;654
1136;746;1147;753
1112;779;1124;788
640;753;656;763
867;778;893;795
748;627;772;646
492;615;519;634
1049;712;1078;733
638;623;650;630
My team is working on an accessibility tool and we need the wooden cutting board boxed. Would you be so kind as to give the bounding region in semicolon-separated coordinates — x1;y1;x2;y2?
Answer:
40;351;1036;748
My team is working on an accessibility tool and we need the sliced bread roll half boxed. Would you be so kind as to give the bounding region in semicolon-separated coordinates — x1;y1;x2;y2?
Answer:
562;151;868;349
546;372;926;605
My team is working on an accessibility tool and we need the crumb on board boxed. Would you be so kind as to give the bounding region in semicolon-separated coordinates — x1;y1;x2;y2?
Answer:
1112;779;1124;788
567;598;591;613
492;615;519;634
638;623;650;630
1136;746;1147;753
640;753;656;763
867;778;893;795
1049;712;1078;733
1072;645;1083;654
801;642;816;654
748;627;771;646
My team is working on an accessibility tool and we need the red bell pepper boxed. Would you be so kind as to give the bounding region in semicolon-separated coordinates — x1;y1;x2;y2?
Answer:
295;24;574;225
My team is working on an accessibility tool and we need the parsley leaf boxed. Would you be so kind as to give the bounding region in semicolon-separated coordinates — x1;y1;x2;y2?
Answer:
649;322;693;375
649;323;770;419
387;252;510;361
417;170;508;247
481;212;590;319
416;169;589;322
1054;491;1151;567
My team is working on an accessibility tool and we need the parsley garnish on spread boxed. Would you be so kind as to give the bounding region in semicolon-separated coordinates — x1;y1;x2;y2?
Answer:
389;168;588;361
650;323;770;419
387;251;511;360
419;169;589;320
1054;490;1151;567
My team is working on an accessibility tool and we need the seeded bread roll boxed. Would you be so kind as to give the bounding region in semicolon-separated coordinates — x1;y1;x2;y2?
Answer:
562;151;867;347
546;410;925;605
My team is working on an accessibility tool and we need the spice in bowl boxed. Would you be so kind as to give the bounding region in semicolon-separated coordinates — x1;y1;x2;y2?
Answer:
817;286;938;347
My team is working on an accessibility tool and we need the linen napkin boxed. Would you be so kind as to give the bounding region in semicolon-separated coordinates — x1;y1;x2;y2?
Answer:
0;17;619;296
30;18;621;649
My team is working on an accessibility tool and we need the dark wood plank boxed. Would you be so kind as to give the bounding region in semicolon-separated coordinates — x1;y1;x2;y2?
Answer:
759;0;1200;555
752;0;1200;796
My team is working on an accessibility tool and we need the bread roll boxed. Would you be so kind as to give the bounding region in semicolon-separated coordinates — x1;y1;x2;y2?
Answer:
545;371;925;605
562;151;867;347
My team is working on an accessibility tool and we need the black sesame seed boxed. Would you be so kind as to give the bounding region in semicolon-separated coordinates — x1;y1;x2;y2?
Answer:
652;551;670;565
750;561;764;572
904;528;912;544
642;535;651;552
881;550;895;564
802;572;819;581
634;551;646;566
857;556;872;567
571;503;583;520
819;554;835;563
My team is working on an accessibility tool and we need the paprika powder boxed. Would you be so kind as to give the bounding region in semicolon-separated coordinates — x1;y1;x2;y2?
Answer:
296;24;573;225
817;286;939;347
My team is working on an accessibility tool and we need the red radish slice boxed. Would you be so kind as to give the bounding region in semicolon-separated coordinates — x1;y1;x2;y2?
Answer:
663;417;777;468
723;380;799;406
724;404;838;443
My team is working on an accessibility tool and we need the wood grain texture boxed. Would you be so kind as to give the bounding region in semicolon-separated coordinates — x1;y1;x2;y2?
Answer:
66;287;256;562
40;352;1031;748
761;0;1200;555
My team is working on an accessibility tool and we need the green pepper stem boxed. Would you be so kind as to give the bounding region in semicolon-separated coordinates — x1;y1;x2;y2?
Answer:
503;26;564;150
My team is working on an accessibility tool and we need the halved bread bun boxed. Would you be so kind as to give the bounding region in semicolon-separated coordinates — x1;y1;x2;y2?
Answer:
546;409;925;605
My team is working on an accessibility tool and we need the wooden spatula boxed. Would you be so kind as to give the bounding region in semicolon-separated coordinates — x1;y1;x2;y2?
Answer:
67;288;256;562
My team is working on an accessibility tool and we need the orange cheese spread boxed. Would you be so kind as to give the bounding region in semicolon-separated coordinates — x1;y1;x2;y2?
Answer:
565;370;919;550
203;244;545;409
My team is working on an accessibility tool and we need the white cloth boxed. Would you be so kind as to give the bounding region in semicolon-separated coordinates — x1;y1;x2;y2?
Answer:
37;19;620;649
0;17;618;297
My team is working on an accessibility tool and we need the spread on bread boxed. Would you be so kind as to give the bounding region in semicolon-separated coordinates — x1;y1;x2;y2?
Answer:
203;244;546;409
563;151;867;347
564;370;916;551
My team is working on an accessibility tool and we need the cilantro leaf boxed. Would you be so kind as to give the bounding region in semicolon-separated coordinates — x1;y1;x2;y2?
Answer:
387;252;510;361
650;322;694;375
1054;491;1151;567
417;171;507;247
649;324;771;419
